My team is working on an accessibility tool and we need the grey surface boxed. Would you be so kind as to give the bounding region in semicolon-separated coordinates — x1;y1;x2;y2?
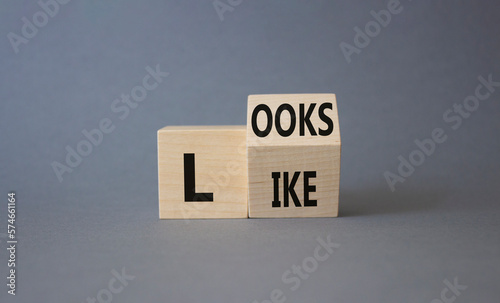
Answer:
1;1;499;302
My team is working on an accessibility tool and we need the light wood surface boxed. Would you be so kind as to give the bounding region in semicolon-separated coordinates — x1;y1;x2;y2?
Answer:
158;125;248;219
247;94;341;218
247;94;341;146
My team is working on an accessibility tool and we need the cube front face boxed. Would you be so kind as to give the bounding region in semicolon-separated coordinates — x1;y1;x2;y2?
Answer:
158;126;248;219
248;145;340;217
247;94;341;218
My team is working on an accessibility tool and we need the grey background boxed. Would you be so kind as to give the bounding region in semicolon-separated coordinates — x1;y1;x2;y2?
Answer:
1;0;499;302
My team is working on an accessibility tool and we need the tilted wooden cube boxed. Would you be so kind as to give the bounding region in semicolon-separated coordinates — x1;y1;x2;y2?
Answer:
158;126;248;219
247;94;341;218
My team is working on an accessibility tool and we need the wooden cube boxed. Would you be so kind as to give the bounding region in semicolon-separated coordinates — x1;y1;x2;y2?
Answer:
247;94;341;218
158;125;248;219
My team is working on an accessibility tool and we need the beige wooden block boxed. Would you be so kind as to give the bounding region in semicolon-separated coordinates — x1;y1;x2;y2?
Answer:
247;94;341;218
158;125;248;219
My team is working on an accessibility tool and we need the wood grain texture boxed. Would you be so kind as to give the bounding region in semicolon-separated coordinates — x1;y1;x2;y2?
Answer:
158;125;248;219
247;94;341;218
247;94;341;147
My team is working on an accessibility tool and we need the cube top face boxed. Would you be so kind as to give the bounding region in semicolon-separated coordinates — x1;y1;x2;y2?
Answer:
158;125;247;219
247;94;341;147
159;125;245;132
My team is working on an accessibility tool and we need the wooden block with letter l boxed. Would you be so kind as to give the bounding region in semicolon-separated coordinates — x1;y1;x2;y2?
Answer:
158;125;248;219
247;94;341;218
